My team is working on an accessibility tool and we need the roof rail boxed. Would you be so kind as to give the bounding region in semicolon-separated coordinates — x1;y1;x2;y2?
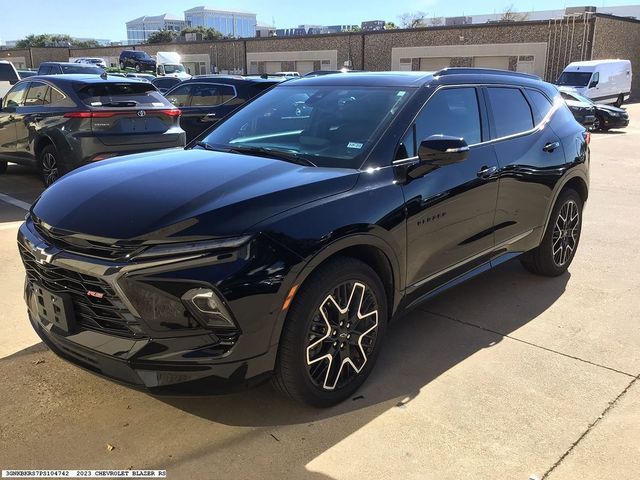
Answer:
434;67;541;80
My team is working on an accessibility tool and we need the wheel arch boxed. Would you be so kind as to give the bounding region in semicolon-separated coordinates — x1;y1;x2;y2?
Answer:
541;171;589;236
268;233;404;349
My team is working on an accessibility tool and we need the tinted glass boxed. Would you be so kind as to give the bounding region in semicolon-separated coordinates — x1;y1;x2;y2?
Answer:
527;89;554;124
25;82;50;106
190;84;235;106
166;84;193;107
50;87;74;107
38;65;51;75
396;126;415;160
415;87;481;145
202;85;413;168
486;87;533;138
75;82;169;107
557;71;592;87
0;62;19;81
60;64;102;74
3;82;29;108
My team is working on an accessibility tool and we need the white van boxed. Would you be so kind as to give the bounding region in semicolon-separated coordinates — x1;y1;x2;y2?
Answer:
0;60;21;99
556;59;632;107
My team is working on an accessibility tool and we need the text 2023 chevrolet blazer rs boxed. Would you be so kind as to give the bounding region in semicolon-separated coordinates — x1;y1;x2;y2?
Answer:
18;69;589;407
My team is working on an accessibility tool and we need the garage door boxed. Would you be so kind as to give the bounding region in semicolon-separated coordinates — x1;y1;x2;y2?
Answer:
265;61;282;73
419;57;450;71
474;56;510;70
295;61;315;75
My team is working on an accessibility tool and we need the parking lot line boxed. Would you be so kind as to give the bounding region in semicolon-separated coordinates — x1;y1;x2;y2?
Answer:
0;193;31;211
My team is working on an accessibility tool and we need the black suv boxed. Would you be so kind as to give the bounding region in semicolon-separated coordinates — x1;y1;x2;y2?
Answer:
18;69;589;406
164;75;284;141
119;50;156;73
0;75;185;185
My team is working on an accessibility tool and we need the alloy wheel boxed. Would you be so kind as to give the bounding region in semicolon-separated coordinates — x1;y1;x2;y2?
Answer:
552;199;580;267
305;281;379;391
592;117;601;131
41;152;59;187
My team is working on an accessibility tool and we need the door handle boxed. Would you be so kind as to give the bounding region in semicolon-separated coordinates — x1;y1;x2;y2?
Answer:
477;165;498;179
201;113;217;122
543;141;560;152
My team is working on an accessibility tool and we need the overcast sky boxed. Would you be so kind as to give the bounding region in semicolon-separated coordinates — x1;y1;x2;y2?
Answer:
0;0;637;41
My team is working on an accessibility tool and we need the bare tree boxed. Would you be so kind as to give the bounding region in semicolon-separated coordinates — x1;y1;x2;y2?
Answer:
399;11;428;29
499;5;529;22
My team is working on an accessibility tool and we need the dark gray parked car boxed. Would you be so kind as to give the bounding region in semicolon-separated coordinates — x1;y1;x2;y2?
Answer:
0;75;185;185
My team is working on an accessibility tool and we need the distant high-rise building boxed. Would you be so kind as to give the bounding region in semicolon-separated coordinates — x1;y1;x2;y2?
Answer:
184;6;257;38
126;13;189;44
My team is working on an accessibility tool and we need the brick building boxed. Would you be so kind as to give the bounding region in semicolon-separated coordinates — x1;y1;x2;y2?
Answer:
1;13;639;95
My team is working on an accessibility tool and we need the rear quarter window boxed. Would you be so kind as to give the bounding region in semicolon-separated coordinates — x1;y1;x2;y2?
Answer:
527;89;554;124
75;82;170;107
486;87;534;138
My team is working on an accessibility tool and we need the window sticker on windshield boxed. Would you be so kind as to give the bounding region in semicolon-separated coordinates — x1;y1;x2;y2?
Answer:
397;91;406;97
347;142;363;149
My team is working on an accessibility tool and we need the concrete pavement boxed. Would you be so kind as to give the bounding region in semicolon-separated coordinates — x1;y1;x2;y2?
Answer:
0;105;639;479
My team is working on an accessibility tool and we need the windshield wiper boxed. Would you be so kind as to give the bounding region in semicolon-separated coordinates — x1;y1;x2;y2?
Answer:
194;142;316;167
227;145;316;167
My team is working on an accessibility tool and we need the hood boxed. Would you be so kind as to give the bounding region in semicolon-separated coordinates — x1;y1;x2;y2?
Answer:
595;103;626;114
32;149;359;241
566;99;592;109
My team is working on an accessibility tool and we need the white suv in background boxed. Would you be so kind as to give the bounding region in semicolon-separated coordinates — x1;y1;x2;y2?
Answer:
74;57;107;69
0;60;20;99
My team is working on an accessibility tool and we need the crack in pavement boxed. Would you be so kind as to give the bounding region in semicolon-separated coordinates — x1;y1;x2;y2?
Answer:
418;307;637;378
541;374;639;479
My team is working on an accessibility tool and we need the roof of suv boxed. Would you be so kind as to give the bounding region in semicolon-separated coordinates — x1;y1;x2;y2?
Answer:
289;68;546;89
24;74;155;85
187;75;287;86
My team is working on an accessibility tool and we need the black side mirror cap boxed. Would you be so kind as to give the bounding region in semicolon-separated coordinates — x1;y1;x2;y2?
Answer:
417;135;469;166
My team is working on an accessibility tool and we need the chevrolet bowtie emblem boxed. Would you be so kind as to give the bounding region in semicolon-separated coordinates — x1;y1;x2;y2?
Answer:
33;245;56;265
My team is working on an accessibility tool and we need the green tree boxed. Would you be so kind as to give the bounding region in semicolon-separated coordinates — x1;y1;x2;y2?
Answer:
384;22;397;30
15;34;100;48
180;26;223;41
146;30;177;44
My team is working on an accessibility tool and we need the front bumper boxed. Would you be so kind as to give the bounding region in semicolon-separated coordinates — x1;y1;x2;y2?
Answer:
602;116;629;129
17;219;297;393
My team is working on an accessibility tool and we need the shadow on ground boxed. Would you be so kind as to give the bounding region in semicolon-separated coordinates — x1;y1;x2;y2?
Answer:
1;260;570;477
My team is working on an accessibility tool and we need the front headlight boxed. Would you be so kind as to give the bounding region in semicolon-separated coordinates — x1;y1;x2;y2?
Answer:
609;111;620;117
134;235;252;260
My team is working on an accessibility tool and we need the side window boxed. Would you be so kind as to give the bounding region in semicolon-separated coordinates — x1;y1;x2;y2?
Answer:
190;84;236;107
527;89;554;124
486;87;534;138
590;71;599;87
25;82;50;106
166;84;193;107
415;87;482;145
49;87;74;107
38;65;51;75
2;82;30;109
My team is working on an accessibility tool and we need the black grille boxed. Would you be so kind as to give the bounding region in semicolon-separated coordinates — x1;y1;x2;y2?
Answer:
19;242;145;338
32;219;143;261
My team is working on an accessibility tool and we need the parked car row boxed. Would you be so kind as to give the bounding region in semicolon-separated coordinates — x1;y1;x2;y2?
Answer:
16;68;591;407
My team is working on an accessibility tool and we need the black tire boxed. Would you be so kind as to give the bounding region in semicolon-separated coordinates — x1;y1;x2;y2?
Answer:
273;257;388;407
119;61;125;70
614;94;624;108
38;144;61;187
521;188;583;277
0;160;7;175
592;116;602;131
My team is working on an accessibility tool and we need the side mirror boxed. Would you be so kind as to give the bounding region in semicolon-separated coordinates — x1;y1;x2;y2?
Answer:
418;135;469;166
589;79;598;88
404;135;468;181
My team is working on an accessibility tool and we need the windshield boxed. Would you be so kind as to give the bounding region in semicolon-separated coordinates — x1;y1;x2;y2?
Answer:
199;85;413;169
164;64;185;74
134;52;151;59
61;64;103;74
557;71;593;87
561;91;593;104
